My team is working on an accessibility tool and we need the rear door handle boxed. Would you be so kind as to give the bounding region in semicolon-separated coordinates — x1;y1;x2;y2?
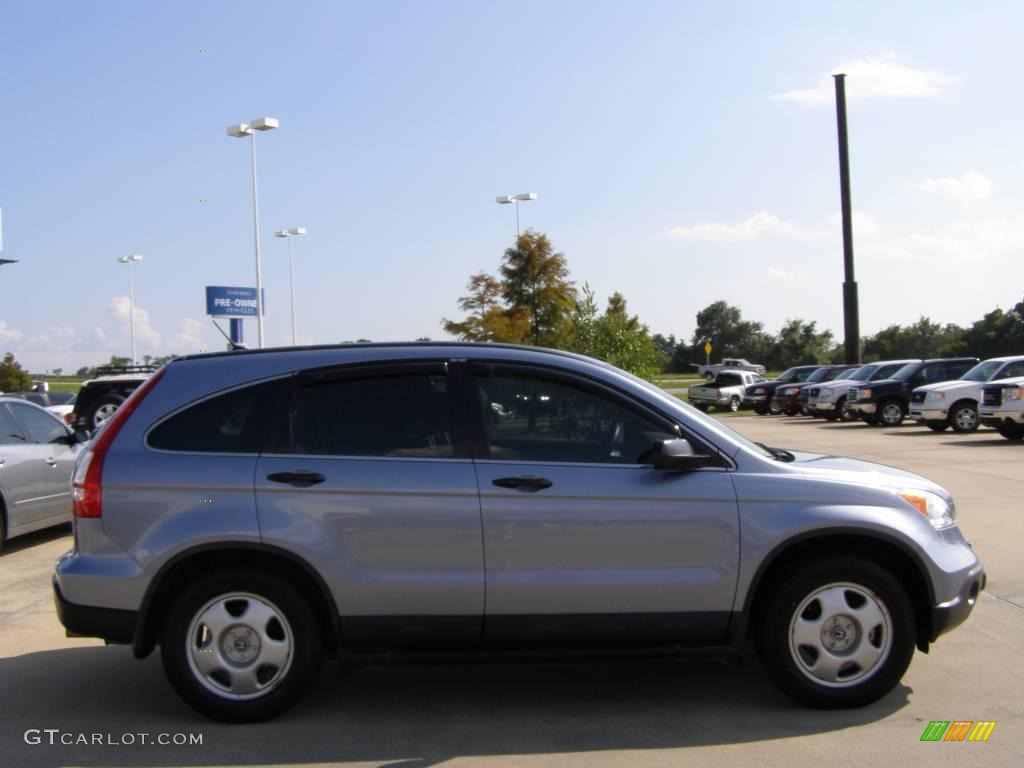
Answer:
492;476;553;491
46;458;58;467
267;470;326;486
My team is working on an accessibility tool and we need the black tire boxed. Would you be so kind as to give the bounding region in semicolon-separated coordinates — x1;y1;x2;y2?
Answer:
878;400;905;427
693;403;709;413
927;423;949;432
785;407;800;417
997;424;1024;441
754;405;769;416
757;557;916;708
85;394;125;431
728;396;741;413
160;569;323;723
948;401;978;434
835;396;852;422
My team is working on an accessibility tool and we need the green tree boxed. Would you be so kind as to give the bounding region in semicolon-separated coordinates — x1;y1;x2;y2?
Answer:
692;301;770;360
442;272;529;342
444;231;575;347
769;319;835;368
499;231;576;347
568;285;662;379
0;352;31;392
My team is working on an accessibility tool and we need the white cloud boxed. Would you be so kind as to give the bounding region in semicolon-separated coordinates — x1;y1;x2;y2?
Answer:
776;54;957;107
827;210;881;240
169;317;205;354
861;215;1024;266
667;211;827;241
0;320;22;345
767;267;800;282
109;296;161;350
911;171;993;206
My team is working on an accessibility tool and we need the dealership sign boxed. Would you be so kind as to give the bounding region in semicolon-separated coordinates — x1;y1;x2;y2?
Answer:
205;286;265;317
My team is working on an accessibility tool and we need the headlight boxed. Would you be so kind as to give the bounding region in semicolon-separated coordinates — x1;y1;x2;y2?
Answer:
859;388;873;400
897;489;957;530
817;390;835;401
781;387;795;395
926;391;946;402
1007;386;1024;401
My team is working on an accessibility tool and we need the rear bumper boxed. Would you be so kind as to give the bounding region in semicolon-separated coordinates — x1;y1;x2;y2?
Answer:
53;577;137;645
930;564;986;642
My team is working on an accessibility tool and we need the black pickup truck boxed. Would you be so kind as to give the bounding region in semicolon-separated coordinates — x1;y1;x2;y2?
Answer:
847;357;979;426
742;365;821;415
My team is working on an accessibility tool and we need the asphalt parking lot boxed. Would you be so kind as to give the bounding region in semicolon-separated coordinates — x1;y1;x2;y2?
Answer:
0;415;1021;768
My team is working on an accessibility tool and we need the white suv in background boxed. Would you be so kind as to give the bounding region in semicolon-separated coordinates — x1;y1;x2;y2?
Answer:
910;356;1024;433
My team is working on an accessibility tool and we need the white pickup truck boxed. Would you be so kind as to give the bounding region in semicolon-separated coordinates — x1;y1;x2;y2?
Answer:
691;358;766;381
979;375;1024;439
688;370;764;412
910;356;1024;433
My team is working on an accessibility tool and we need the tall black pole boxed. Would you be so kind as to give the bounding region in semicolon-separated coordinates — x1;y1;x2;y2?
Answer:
833;74;861;364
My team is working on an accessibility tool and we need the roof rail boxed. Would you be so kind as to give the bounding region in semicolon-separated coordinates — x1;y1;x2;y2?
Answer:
94;364;159;376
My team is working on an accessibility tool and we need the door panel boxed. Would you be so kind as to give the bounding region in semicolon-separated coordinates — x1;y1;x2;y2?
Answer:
8;402;77;522
470;365;740;646
0;404;56;530
254;364;484;648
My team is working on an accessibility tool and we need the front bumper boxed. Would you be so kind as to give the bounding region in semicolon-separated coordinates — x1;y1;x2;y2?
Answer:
980;408;1024;426
852;402;876;415
815;401;837;412
911;407;948;422
53;577;137;644
930;563;986;643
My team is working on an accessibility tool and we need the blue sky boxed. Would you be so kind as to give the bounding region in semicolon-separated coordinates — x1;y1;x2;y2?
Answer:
2;1;1022;371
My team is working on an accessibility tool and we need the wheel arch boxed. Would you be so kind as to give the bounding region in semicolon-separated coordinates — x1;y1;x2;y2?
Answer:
733;530;936;653
133;543;340;659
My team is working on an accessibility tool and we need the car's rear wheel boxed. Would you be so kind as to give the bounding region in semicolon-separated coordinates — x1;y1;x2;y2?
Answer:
728;396;741;412
949;401;978;434
757;557;915;708
160;569;323;722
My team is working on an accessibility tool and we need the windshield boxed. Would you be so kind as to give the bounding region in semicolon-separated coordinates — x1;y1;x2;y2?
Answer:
875;362;910;380
847;365;878;382
960;360;1003;382
777;367;800;382
824;367;854;381
892;363;921;382
805;367;832;383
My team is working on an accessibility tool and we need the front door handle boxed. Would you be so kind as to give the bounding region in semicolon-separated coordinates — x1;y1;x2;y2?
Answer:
267;470;326;487
46;458;58;467
492;475;553;491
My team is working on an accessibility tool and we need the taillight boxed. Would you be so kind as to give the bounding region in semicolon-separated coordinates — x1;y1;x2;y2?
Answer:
63;412;75;425
72;369;166;518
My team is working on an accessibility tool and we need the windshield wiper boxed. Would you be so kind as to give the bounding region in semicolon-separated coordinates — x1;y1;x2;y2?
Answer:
756;442;795;462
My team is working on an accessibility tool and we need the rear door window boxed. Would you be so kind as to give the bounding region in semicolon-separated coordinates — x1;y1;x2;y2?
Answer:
283;372;455;458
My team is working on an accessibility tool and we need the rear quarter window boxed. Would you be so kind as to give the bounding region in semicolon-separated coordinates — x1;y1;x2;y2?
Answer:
147;379;284;453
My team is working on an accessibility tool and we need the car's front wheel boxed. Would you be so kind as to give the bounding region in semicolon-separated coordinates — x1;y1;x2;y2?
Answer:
878;400;905;427
160;569;323;722
757;557;915;708
948;401;978;433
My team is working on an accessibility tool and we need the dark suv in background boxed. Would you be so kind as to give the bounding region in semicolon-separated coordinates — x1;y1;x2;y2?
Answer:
71;365;158;434
847;358;979;427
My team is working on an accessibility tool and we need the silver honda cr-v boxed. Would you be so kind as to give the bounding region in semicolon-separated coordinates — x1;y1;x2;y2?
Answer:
53;343;985;722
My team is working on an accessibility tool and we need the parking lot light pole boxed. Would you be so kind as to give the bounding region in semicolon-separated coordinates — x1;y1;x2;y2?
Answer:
117;254;143;364
496;192;538;237
274;227;306;346
227;117;279;349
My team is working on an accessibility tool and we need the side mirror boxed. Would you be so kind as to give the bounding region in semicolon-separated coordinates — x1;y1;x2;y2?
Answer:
639;438;714;471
